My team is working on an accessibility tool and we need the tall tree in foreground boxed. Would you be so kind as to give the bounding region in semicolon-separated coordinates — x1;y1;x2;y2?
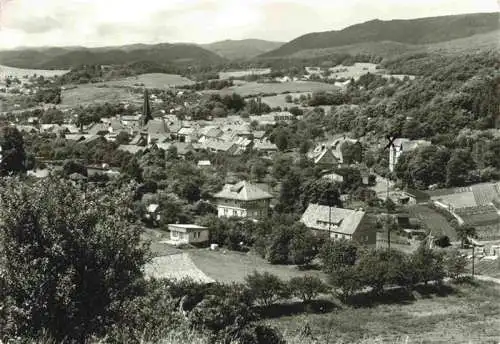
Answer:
0;126;26;176
0;177;149;342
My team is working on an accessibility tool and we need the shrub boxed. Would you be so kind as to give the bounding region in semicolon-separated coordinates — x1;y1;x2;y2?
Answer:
444;249;468;280
0;177;149;342
288;275;329;303
245;271;289;307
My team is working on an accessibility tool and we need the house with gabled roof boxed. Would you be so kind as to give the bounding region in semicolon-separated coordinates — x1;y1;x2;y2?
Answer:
311;146;339;169
213;181;274;219
300;203;375;244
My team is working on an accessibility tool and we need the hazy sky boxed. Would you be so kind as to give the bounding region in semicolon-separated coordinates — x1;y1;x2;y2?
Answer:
0;0;498;49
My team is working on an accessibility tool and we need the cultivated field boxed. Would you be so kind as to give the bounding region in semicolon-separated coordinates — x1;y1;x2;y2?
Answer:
219;68;271;79
189;249;325;283
210;81;340;97
101;73;194;88
268;281;500;343
61;84;142;106
0;64;69;79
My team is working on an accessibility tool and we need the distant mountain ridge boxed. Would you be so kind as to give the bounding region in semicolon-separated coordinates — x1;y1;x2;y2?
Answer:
201;39;284;60
260;12;500;58
0;43;226;70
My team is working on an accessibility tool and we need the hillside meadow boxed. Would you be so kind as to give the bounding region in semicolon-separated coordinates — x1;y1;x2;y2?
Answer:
267;280;500;343
207;81;340;97
0;64;69;79
101;73;195;88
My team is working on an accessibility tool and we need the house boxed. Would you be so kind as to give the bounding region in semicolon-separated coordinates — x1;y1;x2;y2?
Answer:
300;203;375;244
253;140;277;155
197;160;212;168
388;138;431;172
168;224;209;246
177;127;196;142
322;172;344;183
311;146;339;169
214;181;274;219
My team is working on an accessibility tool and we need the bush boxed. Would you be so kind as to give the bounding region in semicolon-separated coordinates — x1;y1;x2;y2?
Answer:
0;177;148;342
245;271;289;307
444;249;468;280
288;275;329;303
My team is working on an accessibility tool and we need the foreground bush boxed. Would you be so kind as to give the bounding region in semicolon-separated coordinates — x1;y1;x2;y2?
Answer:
0;177;149;343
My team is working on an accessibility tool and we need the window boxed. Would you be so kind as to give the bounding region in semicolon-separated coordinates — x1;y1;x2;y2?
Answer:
171;231;178;238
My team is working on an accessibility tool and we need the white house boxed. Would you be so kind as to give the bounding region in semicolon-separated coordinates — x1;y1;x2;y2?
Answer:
300;203;374;244
168;224;209;245
213;181;273;219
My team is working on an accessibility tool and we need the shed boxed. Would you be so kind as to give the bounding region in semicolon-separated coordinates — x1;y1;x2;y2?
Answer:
168;224;209;245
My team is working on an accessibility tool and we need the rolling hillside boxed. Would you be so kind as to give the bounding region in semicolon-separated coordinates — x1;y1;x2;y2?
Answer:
261;12;500;58
0;43;226;70
202;39;284;60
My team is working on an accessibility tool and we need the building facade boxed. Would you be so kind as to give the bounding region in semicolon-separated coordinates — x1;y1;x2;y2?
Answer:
214;181;273;220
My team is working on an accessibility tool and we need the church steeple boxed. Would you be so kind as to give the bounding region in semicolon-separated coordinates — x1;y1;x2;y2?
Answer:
141;88;153;127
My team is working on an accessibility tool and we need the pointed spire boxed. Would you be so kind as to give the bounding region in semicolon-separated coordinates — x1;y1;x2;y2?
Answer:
142;88;152;127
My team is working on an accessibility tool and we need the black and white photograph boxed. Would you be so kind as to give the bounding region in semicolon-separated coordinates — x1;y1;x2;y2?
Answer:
0;0;499;343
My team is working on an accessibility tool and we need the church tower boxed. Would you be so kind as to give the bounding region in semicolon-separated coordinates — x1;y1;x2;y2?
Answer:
141;88;153;127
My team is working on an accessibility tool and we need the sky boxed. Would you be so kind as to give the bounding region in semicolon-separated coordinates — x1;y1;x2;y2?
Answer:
0;0;498;49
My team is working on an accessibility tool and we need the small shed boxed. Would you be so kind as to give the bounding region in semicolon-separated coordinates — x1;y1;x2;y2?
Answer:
168;224;209;245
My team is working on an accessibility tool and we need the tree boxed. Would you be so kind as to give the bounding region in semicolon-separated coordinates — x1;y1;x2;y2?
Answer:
434;235;451;248
288;275;328;303
0;126;26;176
340;141;363;165
115;131;130;145
410;245;445;285
0;177;149;342
285;95;293;103
319;239;358;273
328;266;362;302
288;228;318;266
444;249;467;280
244;271;288;307
456;224;477;249
446;149;476;187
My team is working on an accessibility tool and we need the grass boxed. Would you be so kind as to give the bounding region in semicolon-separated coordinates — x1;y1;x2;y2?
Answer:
102;73;195;88
0;64;68;79
219;68;272;79
207;81;340;97
256;92;311;108
267;280;500;343
61;84;142;106
188;249;325;283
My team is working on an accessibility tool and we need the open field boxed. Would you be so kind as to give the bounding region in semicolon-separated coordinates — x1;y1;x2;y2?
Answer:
101;73;194;88
268;281;500;343
219;68;271;79
328;63;378;80
0;64;68;79
208;81;340;97
257;92;311;108
61;84;142;106
189;249;325;283
408;205;457;241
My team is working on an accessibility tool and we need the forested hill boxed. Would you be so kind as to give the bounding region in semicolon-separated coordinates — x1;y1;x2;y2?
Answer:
260;12;500;58
201;39;284;60
0;43;226;70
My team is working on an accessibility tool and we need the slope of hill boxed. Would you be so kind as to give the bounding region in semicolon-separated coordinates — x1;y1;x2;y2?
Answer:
202;39;284;60
286;30;500;59
0;43;226;70
261;12;499;58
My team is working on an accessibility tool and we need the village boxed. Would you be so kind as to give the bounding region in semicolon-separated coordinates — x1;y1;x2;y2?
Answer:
0;7;499;342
